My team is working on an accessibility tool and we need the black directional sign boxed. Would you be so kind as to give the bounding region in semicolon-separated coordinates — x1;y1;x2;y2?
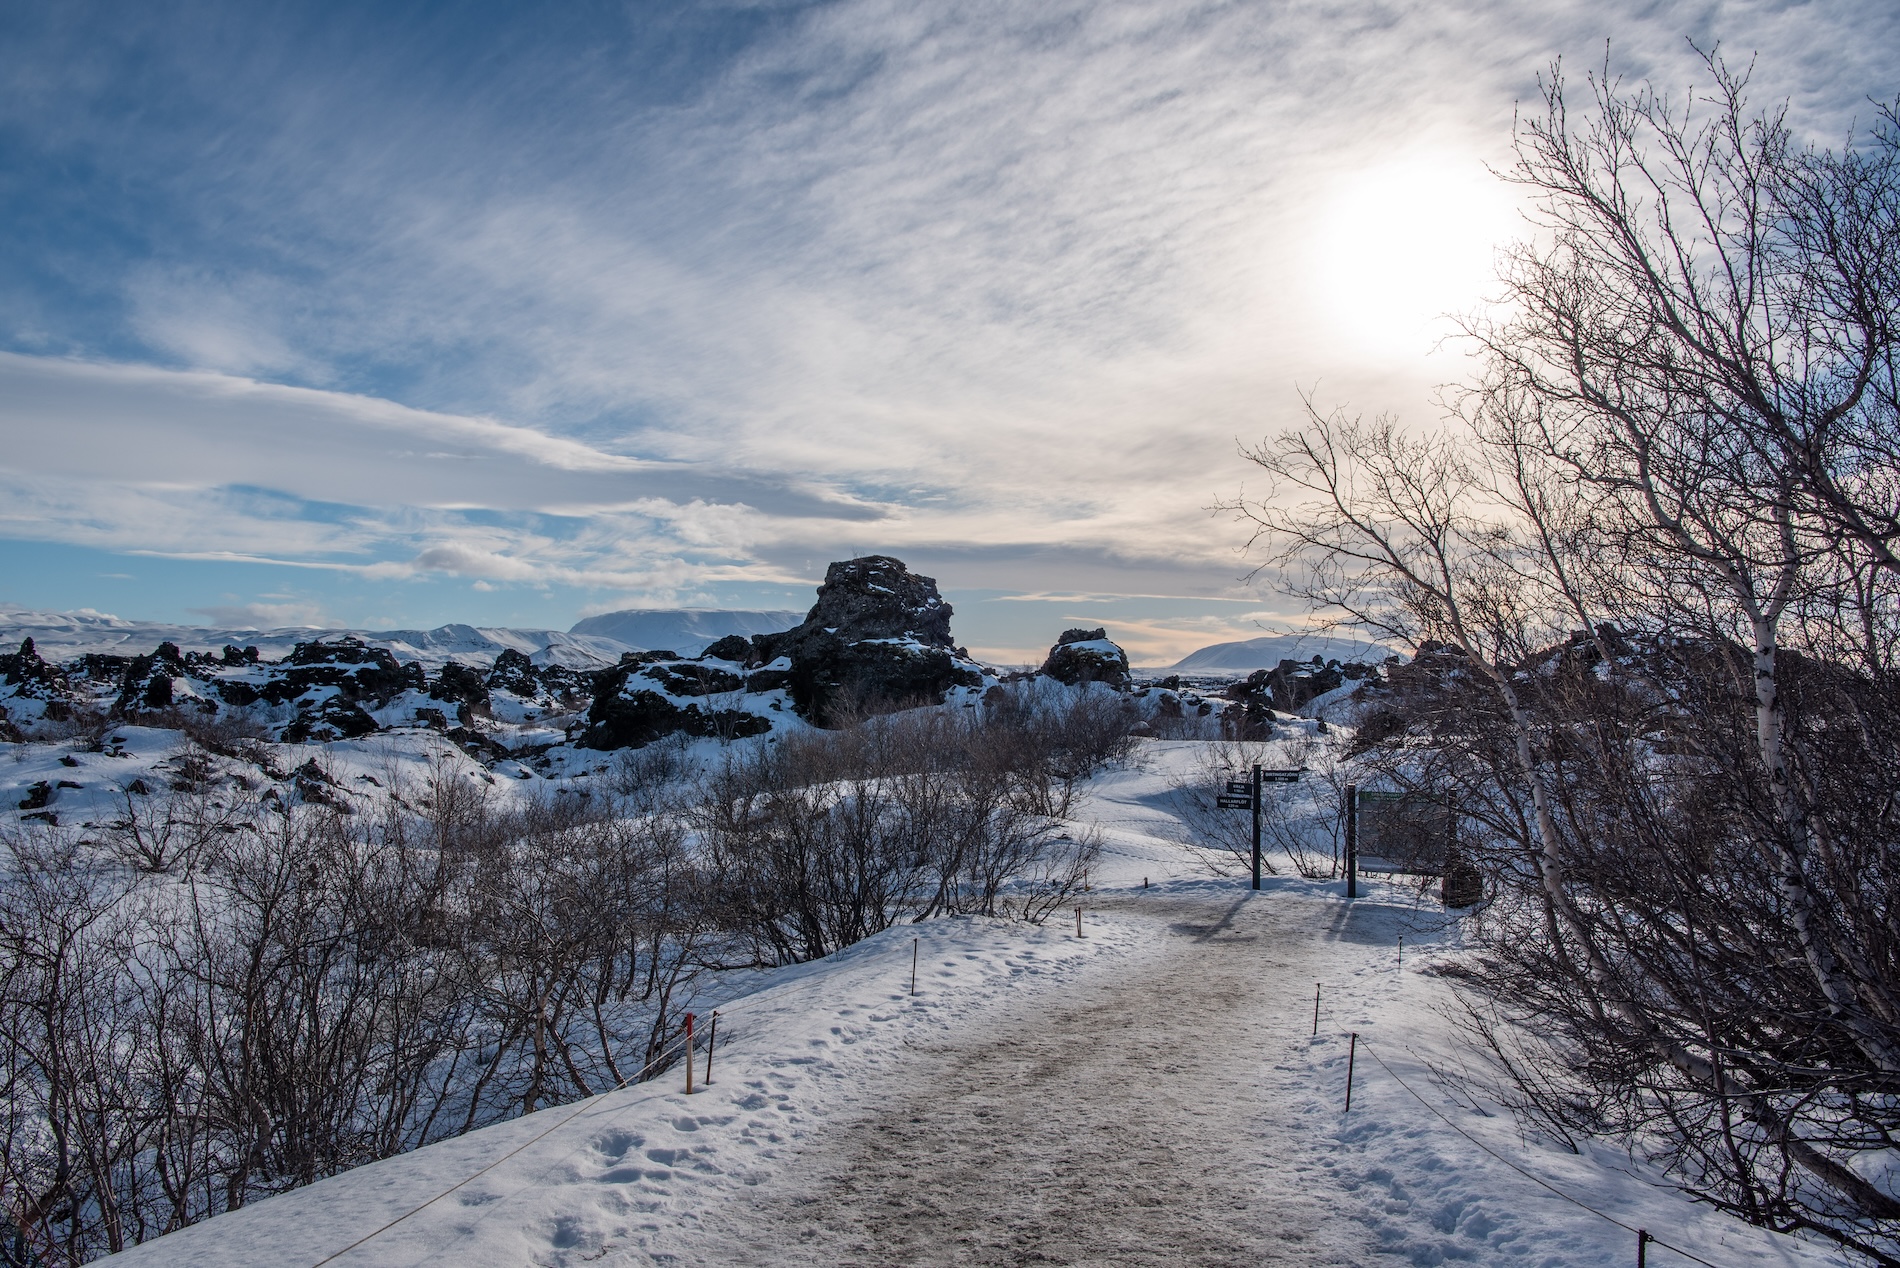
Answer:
1225;780;1253;796
1216;795;1254;809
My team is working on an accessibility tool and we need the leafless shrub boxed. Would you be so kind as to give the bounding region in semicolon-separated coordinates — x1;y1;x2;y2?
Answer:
1223;52;1900;1260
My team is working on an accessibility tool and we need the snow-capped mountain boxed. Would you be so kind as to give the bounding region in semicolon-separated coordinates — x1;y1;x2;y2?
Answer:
567;608;800;655
0;607;801;669
1160;633;1393;673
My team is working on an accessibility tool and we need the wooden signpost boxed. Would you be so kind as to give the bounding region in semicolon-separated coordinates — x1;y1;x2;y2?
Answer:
1218;765;1303;889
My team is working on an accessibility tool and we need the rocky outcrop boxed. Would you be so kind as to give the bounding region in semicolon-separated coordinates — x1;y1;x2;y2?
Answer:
579;681;772;750
280;696;381;743
0;638;58;689
0;638;76;734
748;556;983;726
429;662;492;725
577;556;987;746
1224;655;1381;716
112;642;202;715
580;647;774;749
1039;629;1131;691
486;647;540;696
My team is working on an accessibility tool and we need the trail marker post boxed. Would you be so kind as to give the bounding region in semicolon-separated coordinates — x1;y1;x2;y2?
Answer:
704;1012;717;1086
1637;1229;1649;1266
911;938;918;995
1251;764;1262;888
1345;783;1358;899
1312;983;1321;1036
1075;905;1083;937
1345;1031;1358;1111
684;1013;696;1095
1219;766;1303;890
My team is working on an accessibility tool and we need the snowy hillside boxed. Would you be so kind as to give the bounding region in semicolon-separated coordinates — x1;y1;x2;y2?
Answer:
567;609;801;656
0;606;802;670
99;741;1845;1268
1162;632;1392;672
0;607;634;669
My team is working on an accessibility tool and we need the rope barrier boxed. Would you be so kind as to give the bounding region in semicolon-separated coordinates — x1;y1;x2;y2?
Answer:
308;1024;701;1267
1355;1038;1721;1268
310;913;1083;1265
315;915;985;1266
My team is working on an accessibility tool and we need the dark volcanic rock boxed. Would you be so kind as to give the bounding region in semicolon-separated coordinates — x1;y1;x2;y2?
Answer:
642;662;745;697
0;638;56;688
1038;628;1131;691
113;642;191;716
486;648;541;696
581;685;771;750
701;634;754;664
264;639;418;707
750;556;982;726
281;696;381;743
578;555;984;744
429;662;492;722
791;555;955;647
1225;655;1380;716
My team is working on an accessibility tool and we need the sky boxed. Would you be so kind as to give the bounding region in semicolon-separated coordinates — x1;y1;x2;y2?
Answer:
2;1;1895;664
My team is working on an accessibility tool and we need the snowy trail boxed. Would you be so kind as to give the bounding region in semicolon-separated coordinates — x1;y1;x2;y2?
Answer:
694;889;1374;1267
104;745;1852;1268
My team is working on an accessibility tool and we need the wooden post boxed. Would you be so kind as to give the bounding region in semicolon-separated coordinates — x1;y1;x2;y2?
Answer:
1312;983;1321;1036
684;1013;695;1095
1637;1230;1649;1267
1075;905;1084;937
911;938;918;995
1345;1031;1357;1111
1250;763;1263;890
704;1012;717;1087
1345;783;1358;899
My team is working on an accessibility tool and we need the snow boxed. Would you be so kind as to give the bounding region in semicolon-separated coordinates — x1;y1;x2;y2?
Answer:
0;606;806;670
1160;633;1395;673
96;740;1848;1267
1052;637;1123;656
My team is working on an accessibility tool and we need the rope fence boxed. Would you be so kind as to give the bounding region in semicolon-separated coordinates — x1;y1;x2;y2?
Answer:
216;913;1727;1268
1351;1035;1722;1268
308;1019;709;1268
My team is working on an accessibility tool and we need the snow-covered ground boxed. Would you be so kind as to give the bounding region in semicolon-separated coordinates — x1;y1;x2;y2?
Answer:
102;742;1848;1267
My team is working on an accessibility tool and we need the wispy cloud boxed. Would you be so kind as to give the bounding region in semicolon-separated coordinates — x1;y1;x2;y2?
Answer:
1;0;1895;641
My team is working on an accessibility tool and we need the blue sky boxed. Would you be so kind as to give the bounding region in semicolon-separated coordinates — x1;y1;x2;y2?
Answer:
2;0;1895;662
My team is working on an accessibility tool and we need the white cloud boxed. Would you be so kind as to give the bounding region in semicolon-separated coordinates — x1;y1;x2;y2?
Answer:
3;0;1895;632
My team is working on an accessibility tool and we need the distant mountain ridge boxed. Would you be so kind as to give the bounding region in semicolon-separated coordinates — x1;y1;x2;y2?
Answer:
568;608;800;655
1159;633;1393;673
0;606;801;669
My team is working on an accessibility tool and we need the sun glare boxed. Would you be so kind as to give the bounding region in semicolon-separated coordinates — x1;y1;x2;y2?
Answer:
1306;153;1520;360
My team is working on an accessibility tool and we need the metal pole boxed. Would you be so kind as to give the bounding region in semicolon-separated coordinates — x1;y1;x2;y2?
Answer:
705;1012;717;1086
911;938;918;995
1345;1031;1357;1111
1312;983;1321;1036
1637;1229;1649;1267
684;1013;696;1095
1345;782;1358;899
1251;764;1263;890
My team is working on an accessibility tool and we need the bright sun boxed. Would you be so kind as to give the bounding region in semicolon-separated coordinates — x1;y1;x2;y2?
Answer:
1307;153;1520;360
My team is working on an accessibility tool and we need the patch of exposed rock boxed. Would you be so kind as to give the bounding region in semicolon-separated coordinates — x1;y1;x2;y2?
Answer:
1039;628;1131;691
578;556;987;747
748;556;984;726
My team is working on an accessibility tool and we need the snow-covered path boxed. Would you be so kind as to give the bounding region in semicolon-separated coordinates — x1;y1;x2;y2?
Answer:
695;889;1371;1266
105;744;1852;1268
